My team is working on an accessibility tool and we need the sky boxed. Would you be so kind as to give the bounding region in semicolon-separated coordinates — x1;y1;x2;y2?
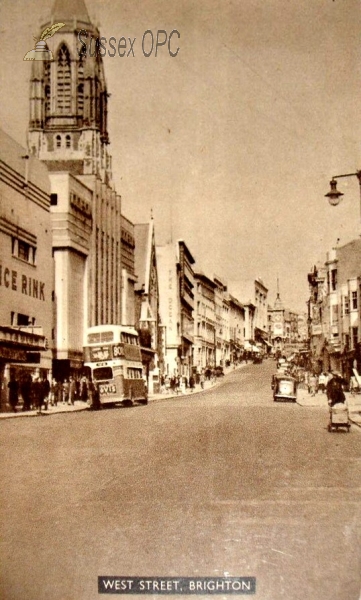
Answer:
0;0;360;312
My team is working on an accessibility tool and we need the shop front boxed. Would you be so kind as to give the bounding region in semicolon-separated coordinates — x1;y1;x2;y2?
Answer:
0;326;47;411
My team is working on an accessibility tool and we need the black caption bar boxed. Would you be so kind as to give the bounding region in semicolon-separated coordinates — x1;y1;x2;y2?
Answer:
98;577;256;595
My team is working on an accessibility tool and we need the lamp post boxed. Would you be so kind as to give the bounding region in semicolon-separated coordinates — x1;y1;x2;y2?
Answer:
325;170;361;222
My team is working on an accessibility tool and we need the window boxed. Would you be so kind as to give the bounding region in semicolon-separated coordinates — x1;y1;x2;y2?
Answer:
65;135;71;148
14;313;34;326
93;366;113;381
344;296;349;315
56;135;61;148
45;85;51;115
18;240;29;262
352;291;358;310
44;61;51;116
87;331;114;344
77;55;84;116
50;193;58;206
12;237;36;265
127;368;142;379
352;327;358;349
57;45;71;114
77;84;84;116
122;333;138;345
332;304;338;324
331;269;337;291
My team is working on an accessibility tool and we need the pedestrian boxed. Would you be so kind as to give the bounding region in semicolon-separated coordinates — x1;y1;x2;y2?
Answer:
189;375;195;392
75;377;80;400
20;374;32;411
308;373;318;396
69;376;77;405
80;376;88;401
31;376;43;414
49;379;57;406
62;379;70;404
350;375;358;396
54;379;63;406
7;376;19;413
41;376;50;410
327;373;346;407
318;372;327;394
88;378;100;410
200;372;205;389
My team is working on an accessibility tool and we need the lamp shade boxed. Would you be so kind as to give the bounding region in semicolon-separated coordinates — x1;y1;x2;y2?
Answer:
325;179;343;206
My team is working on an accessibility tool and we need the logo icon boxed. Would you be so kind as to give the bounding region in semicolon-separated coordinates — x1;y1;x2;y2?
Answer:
24;23;65;61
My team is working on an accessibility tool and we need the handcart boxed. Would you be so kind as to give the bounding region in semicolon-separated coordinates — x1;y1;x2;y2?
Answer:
328;402;351;432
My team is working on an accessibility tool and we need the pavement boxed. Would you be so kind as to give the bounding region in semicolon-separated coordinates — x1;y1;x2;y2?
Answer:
296;385;361;428
0;366;240;419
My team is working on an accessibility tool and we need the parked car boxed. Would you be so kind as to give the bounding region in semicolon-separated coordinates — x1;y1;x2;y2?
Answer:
272;374;297;402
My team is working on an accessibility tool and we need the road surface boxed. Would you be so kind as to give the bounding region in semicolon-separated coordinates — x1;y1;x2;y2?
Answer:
1;361;360;600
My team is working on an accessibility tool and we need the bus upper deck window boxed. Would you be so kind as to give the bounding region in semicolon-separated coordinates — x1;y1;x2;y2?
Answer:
88;333;101;343
101;331;114;342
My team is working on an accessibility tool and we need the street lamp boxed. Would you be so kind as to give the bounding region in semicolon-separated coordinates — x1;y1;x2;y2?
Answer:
325;170;361;219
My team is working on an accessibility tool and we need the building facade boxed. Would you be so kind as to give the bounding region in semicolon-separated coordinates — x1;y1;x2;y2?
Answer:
157;240;195;379
253;278;269;350
308;239;361;379
213;275;229;367
228;294;245;363
0;129;53;409
193;272;216;371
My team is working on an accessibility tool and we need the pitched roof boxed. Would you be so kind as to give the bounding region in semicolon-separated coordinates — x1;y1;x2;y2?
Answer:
52;0;91;23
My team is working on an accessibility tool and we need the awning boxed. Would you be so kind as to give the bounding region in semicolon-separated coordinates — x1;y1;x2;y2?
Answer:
0;325;46;351
0;325;46;362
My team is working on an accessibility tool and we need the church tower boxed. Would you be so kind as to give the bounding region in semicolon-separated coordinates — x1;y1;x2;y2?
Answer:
26;0;136;381
28;0;112;184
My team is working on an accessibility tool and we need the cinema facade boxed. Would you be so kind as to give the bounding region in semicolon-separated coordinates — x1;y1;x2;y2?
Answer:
0;129;53;410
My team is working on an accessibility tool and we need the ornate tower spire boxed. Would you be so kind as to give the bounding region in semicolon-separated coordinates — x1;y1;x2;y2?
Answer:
28;0;112;184
52;0;91;23
274;277;283;310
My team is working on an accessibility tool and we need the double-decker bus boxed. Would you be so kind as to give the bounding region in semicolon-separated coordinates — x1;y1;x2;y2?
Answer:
84;325;147;406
